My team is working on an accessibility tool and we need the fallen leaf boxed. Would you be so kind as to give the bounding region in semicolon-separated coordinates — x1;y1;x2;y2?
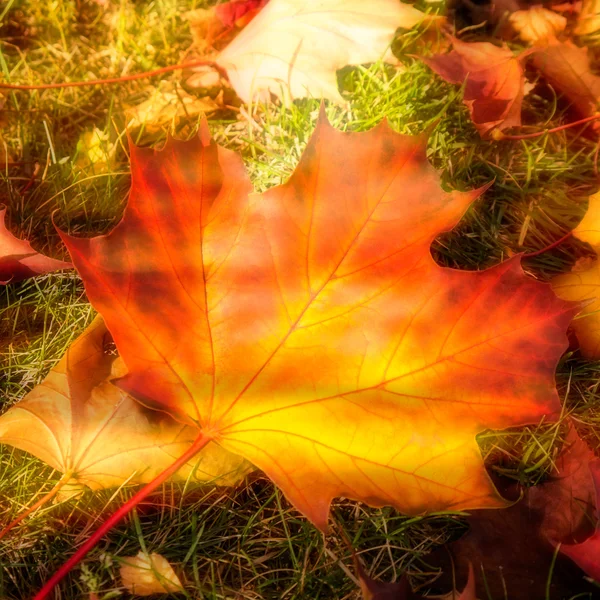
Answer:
560;460;600;581
508;6;567;43
60;111;576;531
125;81;220;134
429;426;599;599
420;39;526;138
356;558;477;599
0;317;252;491
214;0;427;104
119;551;183;595
531;40;600;120
552;190;600;359
0;207;71;284
575;0;600;35
73;127;116;176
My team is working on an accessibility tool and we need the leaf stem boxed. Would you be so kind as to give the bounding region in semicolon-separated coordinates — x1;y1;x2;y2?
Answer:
497;114;600;140
522;231;573;258
0;475;69;541
0;59;219;90
33;432;211;599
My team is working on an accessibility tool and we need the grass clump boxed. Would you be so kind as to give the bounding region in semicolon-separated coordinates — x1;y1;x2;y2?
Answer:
1;1;600;599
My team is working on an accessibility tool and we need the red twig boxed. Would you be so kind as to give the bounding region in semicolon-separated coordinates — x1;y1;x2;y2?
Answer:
0;476;68;541
34;432;211;599
522;231;573;258
0;59;219;90
497;114;600;140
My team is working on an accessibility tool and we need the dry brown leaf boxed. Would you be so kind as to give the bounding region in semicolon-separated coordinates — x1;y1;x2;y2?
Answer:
575;0;600;35
509;6;567;43
214;0;426;104
125;81;220;133
119;552;183;596
531;40;600;119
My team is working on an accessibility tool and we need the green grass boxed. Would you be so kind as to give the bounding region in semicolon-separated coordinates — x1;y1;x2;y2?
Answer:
1;0;600;598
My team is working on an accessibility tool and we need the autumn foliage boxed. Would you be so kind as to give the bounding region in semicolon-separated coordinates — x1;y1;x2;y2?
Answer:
3;0;600;597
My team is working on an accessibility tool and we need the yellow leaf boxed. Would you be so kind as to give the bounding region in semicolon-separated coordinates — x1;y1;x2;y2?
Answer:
119;552;183;596
74;128;116;176
575;0;600;35
508;7;566;44
125;81;220;134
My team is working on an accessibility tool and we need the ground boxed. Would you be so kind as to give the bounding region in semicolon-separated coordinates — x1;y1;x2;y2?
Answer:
1;0;600;598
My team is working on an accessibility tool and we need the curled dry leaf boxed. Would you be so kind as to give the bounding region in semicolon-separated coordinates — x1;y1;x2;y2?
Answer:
0;317;252;491
531;40;600;120
575;0;600;35
552;190;600;358
420;39;526;138
60;110;576;530
508;6;567;44
214;0;426;104
119;552;183;596
125;81;221;134
0;208;71;284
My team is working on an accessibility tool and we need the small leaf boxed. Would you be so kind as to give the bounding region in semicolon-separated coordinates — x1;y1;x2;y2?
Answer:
119;552;183;596
125;81;220;134
508;7;566;44
575;0;600;35
421;39;526;138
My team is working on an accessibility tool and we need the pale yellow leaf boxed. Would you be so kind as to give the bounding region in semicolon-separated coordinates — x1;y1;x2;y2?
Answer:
125;81;220;133
509;6;566;44
120;552;183;596
216;0;426;104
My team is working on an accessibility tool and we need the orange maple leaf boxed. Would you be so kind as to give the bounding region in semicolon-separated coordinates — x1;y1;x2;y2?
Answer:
60;113;575;531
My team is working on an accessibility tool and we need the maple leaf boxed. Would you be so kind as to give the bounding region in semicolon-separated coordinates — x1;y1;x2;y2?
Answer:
0;208;71;284
508;6;567;44
58;112;576;531
213;0;426;104
560;459;600;582
531;40;600;120
575;0;600;35
429;426;599;599
552;190;600;359
420;39;526;138
0;316;252;492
